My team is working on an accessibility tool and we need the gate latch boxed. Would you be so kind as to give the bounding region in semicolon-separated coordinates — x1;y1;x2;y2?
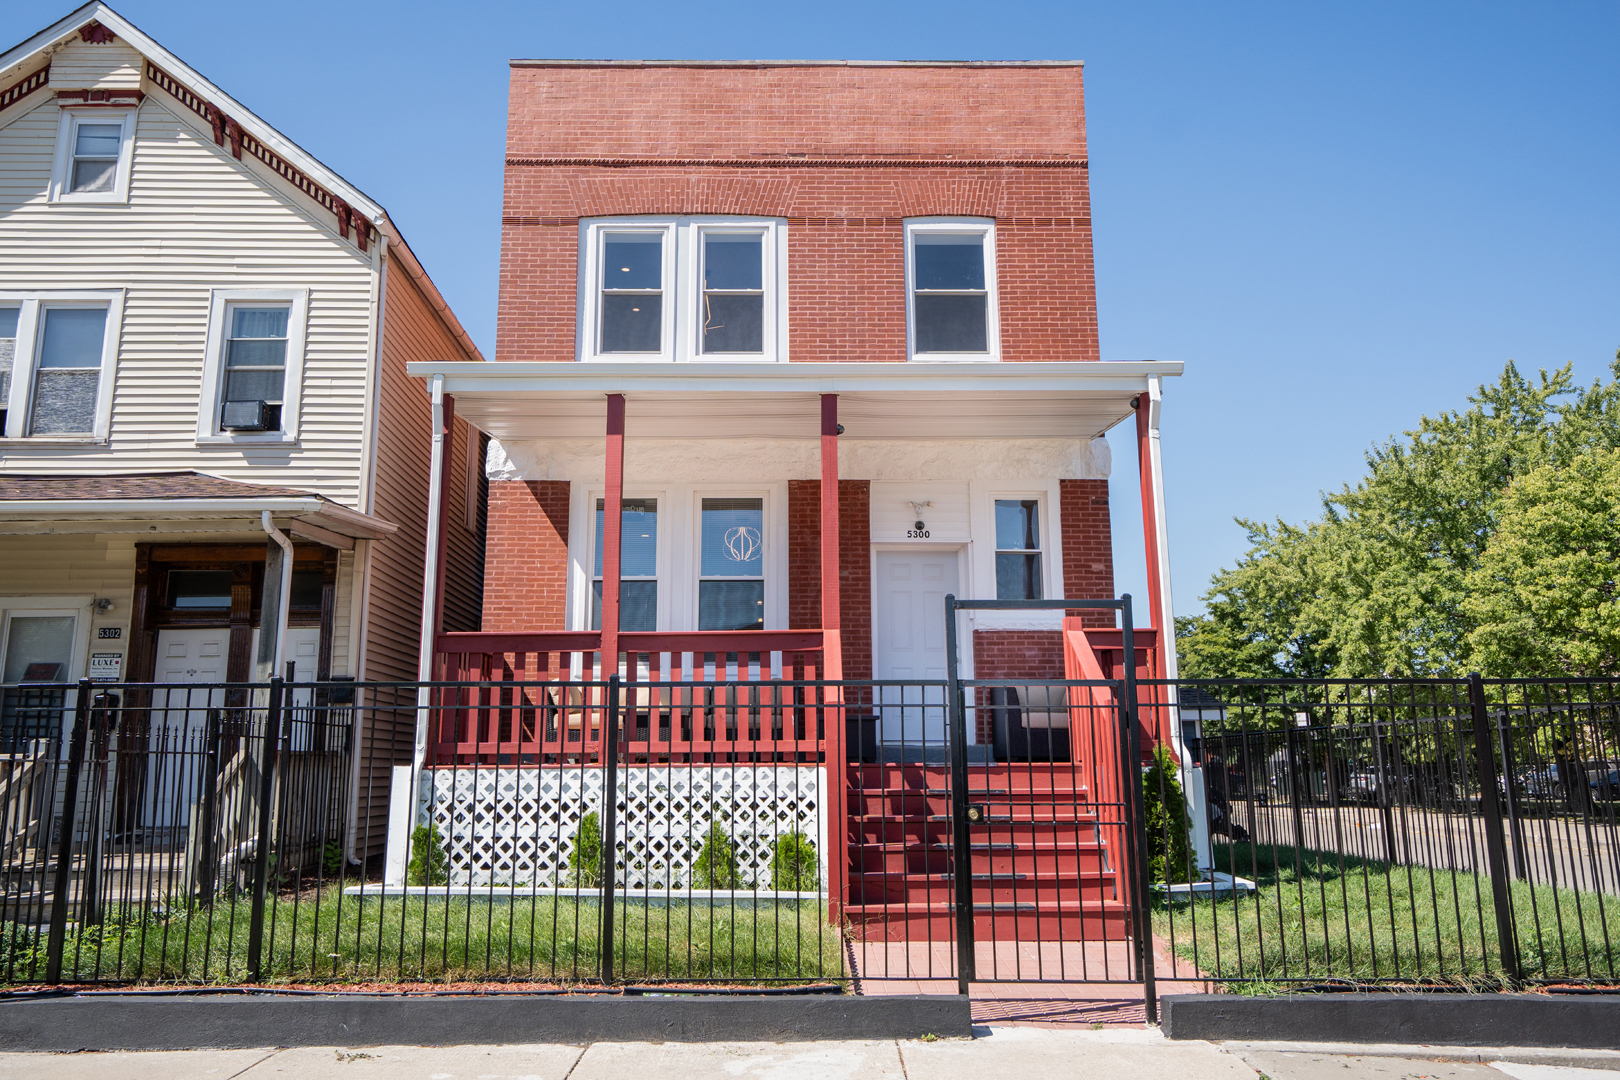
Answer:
965;803;987;824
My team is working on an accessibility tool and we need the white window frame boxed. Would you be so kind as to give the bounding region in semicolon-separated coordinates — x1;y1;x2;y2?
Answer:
567;483;788;635
904;217;1001;363
49;109;137;205
580;489;671;633
0;291;124;443
195;289;309;444
967;483;1066;630
577;216;789;363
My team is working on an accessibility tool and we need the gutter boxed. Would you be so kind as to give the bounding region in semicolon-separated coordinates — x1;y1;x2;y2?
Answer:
259;511;295;680
0;498;397;539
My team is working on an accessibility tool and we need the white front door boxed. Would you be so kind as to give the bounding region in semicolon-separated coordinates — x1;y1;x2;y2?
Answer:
872;550;959;745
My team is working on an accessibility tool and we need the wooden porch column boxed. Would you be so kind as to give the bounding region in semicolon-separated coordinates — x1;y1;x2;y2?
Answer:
1135;389;1171;682
819;394;841;645
820;393;848;925
433;394;456;640
601;394;626;670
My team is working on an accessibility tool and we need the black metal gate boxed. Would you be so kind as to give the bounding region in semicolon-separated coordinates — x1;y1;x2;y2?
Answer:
940;595;1158;1018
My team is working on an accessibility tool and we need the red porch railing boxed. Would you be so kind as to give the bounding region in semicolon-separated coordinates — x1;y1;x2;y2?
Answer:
428;629;836;765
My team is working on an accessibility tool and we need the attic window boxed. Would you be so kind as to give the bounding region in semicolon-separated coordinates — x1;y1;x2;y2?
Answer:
50;112;135;204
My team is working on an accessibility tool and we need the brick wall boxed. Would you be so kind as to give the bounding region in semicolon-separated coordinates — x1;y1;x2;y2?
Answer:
971;628;1065;741
481;480;570;632
788;478;872;680
1060;478;1114;628
498;64;1096;366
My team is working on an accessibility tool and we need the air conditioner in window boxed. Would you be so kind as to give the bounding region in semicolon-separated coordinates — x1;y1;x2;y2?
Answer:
221;400;269;431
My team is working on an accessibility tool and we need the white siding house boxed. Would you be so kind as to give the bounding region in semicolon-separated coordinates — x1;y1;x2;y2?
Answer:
0;3;488;858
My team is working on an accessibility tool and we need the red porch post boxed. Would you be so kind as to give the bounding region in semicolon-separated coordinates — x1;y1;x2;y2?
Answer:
601;394;626;673
820;394;848;924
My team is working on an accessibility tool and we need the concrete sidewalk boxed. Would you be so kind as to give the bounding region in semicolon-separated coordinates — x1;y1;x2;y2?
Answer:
3;1029;1619;1080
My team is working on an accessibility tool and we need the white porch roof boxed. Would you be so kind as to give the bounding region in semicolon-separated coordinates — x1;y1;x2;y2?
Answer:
406;361;1184;441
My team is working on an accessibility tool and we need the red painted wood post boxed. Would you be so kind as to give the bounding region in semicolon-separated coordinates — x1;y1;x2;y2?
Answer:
820;394;848;925
602;394;626;683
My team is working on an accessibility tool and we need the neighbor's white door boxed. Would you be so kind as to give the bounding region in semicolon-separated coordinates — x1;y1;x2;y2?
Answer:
146;627;320;829
872;550;959;746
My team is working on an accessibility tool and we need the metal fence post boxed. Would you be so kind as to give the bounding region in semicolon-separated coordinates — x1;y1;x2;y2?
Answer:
943;595;975;995
44;680;93;984
1468;673;1520;982
196;709;223;904
246;676;284;982
1119;597;1158;1025
599;674;621;986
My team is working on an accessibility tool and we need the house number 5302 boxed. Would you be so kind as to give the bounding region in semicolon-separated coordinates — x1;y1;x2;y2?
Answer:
906;529;931;539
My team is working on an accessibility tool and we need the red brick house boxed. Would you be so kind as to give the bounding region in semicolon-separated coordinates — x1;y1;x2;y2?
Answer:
401;61;1186;933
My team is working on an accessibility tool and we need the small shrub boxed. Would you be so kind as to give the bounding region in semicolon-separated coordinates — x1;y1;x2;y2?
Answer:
322;840;344;879
406;823;449;887
1143;743;1195;885
769;832;818;892
0;921;42;980
691;823;741;889
568;811;601;888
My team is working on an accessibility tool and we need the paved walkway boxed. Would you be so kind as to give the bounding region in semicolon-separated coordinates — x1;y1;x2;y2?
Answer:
4;1030;1619;1080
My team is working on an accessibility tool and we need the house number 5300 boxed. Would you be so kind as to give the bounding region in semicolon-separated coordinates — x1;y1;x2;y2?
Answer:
906;529;931;539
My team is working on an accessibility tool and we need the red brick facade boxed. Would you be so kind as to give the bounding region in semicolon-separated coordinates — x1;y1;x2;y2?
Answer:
788;479;873;680
497;64;1096;366
481;480;570;632
1060;478;1114;628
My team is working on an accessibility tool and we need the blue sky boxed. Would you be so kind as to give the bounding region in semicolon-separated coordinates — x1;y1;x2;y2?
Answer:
15;1;1619;620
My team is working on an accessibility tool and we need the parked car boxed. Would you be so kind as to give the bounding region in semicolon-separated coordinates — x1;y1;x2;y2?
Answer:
1340;765;1416;804
1501;762;1620;804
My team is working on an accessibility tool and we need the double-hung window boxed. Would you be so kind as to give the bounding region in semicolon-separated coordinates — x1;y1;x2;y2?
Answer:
197;290;307;441
0;293;122;441
50;112;137;204
994;499;1043;600
906;218;999;360
581;217;785;362
699;498;765;631
592;498;659;632
220;306;289;432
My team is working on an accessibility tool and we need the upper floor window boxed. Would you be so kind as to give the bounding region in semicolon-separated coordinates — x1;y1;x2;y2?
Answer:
0;292;123;441
579;217;786;363
195;290;308;443
50;111;136;204
906;218;1000;361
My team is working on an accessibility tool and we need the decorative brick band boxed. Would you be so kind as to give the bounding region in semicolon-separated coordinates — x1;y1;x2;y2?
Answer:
0;66;49;113
503;214;1092;228
144;61;375;252
506;156;1087;169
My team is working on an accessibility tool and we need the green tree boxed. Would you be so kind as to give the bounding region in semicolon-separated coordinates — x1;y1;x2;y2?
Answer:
1178;358;1620;680
406;823;449;887
1464;448;1620;677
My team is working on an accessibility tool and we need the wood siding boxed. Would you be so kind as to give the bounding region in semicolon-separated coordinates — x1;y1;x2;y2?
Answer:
0;96;375;505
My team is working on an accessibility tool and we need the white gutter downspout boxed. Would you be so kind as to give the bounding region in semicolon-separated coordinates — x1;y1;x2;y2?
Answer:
259;511;295;680
1146;377;1211;871
414;374;447;768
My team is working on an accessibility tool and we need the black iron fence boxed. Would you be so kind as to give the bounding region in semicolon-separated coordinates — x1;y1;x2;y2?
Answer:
1148;675;1620;989
0;670;1615;997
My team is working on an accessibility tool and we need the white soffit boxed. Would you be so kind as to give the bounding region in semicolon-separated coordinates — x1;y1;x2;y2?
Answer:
409;361;1183;442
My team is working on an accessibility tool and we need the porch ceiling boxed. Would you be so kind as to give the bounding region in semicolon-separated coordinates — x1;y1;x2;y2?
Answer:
407;361;1183;441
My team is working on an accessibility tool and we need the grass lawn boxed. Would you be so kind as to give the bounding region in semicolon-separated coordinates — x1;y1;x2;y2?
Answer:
1153;843;1620;989
4;893;845;986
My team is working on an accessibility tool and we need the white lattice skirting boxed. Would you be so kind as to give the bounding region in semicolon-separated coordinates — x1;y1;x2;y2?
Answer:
404;766;828;891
